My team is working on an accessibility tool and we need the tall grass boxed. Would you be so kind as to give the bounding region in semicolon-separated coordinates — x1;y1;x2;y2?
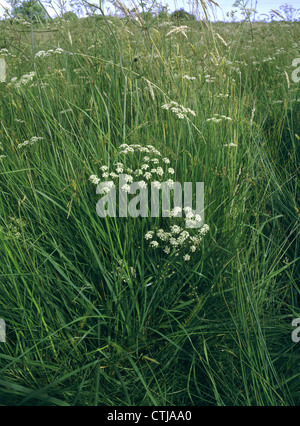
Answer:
0;4;299;406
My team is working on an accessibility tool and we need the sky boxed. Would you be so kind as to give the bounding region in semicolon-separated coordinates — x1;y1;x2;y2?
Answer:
0;0;300;20
191;0;300;20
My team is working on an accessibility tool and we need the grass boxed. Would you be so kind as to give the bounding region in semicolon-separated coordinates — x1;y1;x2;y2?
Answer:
0;5;299;406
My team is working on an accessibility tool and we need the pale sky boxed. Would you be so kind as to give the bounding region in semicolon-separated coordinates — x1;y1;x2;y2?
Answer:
1;0;300;20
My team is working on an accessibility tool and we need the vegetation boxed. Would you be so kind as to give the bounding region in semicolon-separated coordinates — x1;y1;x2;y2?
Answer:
11;0;47;21
0;1;299;406
171;8;196;21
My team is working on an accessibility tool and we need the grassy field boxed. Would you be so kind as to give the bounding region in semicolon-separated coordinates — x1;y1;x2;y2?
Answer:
0;5;299;406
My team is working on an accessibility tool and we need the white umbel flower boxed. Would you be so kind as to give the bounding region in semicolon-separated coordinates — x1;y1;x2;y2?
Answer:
90;175;100;185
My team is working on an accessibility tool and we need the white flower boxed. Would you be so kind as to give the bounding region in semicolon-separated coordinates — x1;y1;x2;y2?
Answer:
183;75;196;81
18;140;30;149
162;158;170;164
164;247;171;254
166;179;174;188
18;136;43;149
150;241;159;248
178;231;189;244
30;136;43;142
138;180;147;189
194;214;202;222
144;172;152;180
199;224;210;235
171;206;182;217
121;184;131;193
170;237;179;246
146;145;162;156
224;143;237;147
171;225;181;234
186;215;202;228
181;231;190;239
102;172;109;178
156;167;164;176
161;101;196;119
89;175;100;185
157;229;170;241
141;164;149;170
183;254;191;261
190;245;197;252
186;211;194;219
152;181;161;190
168;168;175;174
124;174;133;183
100;166;109;171
98;186;112;195
145;231;154;240
138;147;150;153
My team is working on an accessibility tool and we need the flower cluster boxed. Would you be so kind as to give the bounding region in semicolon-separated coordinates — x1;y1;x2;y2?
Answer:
18;137;44;149
204;74;216;83
206;114;232;123
35;48;67;59
89;144;174;193
182;75;196;81
0;48;16;58
224;142;237;147
90;143;210;265
161;101;196;120
9;72;36;88
216;93;229;99
145;207;209;262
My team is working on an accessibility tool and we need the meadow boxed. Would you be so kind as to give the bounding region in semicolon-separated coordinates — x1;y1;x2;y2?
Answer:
0;5;299;406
